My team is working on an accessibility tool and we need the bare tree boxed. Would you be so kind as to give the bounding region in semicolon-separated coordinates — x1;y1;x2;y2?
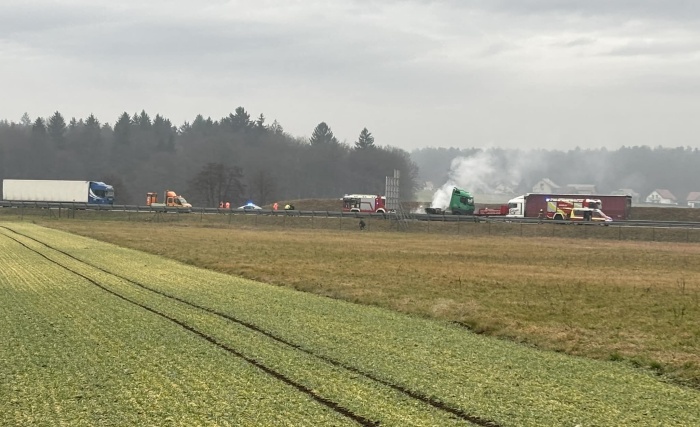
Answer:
188;162;245;207
248;169;278;205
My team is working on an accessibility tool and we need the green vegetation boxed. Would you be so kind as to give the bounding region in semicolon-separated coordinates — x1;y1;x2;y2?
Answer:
24;214;700;387
2;222;699;426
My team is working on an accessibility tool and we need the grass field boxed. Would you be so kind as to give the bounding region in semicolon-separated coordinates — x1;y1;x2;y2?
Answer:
1;222;699;426
13;214;698;387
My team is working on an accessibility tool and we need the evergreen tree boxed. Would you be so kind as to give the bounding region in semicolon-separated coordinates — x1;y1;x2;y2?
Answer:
47;111;67;148
31;117;47;141
20;112;32;127
355;127;375;150
153;114;175;151
114;112;132;145
84;114;102;144
138;110;152;130
309;122;339;146
255;113;266;129
85;113;100;129
270;120;284;135
227;107;252;131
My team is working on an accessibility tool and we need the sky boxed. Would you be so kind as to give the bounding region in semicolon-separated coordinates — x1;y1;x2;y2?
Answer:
2;0;700;151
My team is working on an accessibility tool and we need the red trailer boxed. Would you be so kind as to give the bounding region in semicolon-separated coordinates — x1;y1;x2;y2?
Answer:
507;193;632;220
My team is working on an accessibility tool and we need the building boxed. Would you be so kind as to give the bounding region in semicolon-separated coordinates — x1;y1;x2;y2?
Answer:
565;184;597;194
686;192;700;208
532;178;560;193
645;189;678;205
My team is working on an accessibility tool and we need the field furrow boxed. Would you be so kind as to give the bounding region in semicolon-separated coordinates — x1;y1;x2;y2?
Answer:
0;230;361;427
2;223;699;426
3;225;483;426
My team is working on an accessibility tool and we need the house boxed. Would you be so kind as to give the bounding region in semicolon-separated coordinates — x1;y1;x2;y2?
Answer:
565;184;597;194
645;189;677;205
532;178;560;194
687;192;700;208
612;188;640;204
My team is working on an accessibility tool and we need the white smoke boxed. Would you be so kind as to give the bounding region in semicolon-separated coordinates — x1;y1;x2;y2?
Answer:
429;149;539;208
430;151;497;208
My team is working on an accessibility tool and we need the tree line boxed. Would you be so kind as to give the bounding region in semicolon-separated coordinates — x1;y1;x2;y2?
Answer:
0;108;419;207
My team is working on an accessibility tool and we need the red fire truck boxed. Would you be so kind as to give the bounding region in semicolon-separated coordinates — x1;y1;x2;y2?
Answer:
342;194;388;213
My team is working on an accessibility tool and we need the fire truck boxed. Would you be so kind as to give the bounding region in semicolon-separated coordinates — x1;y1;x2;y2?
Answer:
545;197;611;222
507;193;631;220
342;194;388;213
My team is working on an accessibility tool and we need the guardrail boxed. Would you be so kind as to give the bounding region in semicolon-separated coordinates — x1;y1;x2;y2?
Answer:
3;200;700;228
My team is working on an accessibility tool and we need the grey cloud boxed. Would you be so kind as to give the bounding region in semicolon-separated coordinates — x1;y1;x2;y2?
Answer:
605;40;700;57
2;0;700;151
466;0;700;22
556;37;596;48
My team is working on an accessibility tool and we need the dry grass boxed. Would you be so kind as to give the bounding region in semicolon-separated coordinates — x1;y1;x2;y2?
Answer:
37;219;700;387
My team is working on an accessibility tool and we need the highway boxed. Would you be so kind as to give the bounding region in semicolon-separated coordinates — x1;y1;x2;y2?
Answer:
3;200;700;229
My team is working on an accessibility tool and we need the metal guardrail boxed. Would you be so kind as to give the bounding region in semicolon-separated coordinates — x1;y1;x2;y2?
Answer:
3;200;700;228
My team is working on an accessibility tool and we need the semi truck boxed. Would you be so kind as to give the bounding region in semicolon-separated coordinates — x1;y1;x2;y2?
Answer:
425;187;476;215
506;193;631;220
1;179;114;205
146;190;192;209
425;187;511;216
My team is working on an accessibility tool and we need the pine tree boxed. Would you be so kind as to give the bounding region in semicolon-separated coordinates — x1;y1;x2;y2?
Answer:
47;111;67;148
228;107;251;131
355;127;375;150
138;110;152;130
20;112;32;127
270;120;284;135
255;113;266;129
309;122;339;146
31;117;47;142
114;112;132;145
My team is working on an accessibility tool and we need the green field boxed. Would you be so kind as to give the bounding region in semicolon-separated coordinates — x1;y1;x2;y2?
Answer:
1;222;700;426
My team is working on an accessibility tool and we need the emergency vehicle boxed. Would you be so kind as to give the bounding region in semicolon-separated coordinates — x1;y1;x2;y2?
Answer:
546;197;611;222
342;194;388;213
569;208;612;223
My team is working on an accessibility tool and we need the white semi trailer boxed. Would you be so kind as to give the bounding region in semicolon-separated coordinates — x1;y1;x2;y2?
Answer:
2;179;114;205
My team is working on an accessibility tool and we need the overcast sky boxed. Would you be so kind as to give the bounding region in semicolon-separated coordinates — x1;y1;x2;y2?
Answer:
2;0;699;151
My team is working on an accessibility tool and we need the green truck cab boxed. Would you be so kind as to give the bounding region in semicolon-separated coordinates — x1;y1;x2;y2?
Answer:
425;187;476;215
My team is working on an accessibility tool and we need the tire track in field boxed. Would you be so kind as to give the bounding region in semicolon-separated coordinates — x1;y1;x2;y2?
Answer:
0;226;502;427
0;228;380;427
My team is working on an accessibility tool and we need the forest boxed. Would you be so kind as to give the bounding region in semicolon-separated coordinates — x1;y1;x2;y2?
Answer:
2;108;699;206
0;108;418;206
